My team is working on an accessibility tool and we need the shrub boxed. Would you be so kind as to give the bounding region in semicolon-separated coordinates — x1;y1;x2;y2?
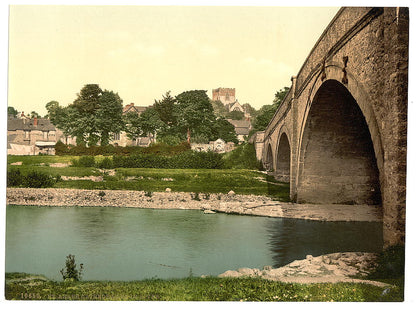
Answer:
54;140;69;155
97;157;113;169
60;254;84;281
23;170;57;188
367;245;405;279
223;143;262;170
71;156;96;167
7;169;23;187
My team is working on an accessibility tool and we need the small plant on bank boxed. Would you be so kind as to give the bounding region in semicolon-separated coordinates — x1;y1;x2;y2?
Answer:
60;254;84;282
98;191;106;200
144;191;153;198
191;192;201;201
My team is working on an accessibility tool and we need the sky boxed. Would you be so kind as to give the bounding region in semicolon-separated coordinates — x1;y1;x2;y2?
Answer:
7;4;340;116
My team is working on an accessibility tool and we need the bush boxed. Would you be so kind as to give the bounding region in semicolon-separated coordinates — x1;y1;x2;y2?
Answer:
71;156;96;167
60;254;83;282
97;157;113;169
367;245;405;279
7;169;23;187
54;140;70;155
223;143;262;170
23;170;57;188
112;150;224;169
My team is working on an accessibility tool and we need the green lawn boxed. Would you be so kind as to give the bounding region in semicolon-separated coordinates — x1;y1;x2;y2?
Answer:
5;273;404;301
7;155;290;200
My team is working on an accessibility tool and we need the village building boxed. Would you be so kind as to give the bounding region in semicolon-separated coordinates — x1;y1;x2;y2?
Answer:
226;119;252;143
212;87;251;119
191;138;235;153
7;113;68;155
112;103;154;147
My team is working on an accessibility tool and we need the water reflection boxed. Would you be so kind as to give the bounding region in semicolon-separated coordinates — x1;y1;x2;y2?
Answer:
6;205;383;281
265;218;383;267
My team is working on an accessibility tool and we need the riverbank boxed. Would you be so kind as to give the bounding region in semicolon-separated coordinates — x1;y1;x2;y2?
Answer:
6;188;382;222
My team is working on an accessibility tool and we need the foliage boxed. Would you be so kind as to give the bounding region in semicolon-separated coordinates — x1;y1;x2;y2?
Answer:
8;106;19;117
223;143;262;170
97;157;113;169
60;254;84;282
7;169;59;188
252;87;289;131
225;110;245;120
211;100;228;117
54;140;70;155
154;91;177;126
212;118;238;143
175;90;216;143
71;156;96;167
46;84;125;146
367;245;405;279
111;150;224;169
7;169;23;187
5;275;404;301
156;135;185;146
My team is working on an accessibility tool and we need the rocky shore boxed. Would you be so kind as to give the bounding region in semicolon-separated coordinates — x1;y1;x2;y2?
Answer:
6;188;382;222
217;252;389;287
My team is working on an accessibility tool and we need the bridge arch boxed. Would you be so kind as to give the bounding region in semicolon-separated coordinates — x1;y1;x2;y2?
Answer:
296;79;382;205
275;132;291;182
265;142;274;172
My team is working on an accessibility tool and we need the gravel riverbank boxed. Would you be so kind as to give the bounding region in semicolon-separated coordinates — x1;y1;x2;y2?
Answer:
7;188;382;222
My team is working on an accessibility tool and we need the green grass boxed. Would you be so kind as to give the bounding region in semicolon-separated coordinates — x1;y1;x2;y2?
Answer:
5;273;404;301
7;156;290;200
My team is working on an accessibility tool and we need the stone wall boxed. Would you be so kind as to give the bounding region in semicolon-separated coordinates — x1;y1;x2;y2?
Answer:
261;7;408;247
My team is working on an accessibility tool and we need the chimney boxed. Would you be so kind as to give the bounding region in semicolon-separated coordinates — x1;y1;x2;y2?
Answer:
34;117;38;126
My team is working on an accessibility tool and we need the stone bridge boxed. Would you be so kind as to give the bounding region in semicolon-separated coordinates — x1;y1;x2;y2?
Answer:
259;7;408;247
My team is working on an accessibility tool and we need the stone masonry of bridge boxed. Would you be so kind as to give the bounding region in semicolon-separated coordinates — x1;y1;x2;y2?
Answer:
259;7;408;247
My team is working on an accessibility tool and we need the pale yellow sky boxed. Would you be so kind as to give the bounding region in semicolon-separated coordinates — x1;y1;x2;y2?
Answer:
8;5;340;116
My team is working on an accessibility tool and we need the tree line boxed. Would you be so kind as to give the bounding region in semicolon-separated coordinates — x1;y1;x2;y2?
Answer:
9;84;289;146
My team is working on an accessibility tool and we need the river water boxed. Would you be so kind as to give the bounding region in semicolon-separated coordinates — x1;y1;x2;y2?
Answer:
5;205;383;281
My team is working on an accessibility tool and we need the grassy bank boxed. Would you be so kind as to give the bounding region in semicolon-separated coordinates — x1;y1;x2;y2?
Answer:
7;155;290;200
5;273;403;301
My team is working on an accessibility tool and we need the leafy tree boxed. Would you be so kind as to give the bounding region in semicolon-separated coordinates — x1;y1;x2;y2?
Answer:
242;103;257;118
8;106;18;117
225;110;245;120
175;90;215;143
137;107;166;139
212;117;238;143
273;87;290;108
123;111;142;141
211;100;228;117
154;91;177;126
252;87;289;131
30;111;40;118
46;84;125;146
95;90;124;145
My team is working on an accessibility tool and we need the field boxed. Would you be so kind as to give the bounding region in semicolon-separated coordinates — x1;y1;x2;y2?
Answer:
5;273;404;302
7;155;290;200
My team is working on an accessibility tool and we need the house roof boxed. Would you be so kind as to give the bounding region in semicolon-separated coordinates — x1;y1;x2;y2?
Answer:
7;117;56;132
123;103;149;115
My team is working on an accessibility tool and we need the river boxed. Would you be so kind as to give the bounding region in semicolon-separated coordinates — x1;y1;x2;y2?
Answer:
5;205;383;281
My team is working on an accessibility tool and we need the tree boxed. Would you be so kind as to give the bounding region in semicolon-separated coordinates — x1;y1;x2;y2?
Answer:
175;90;216;143
225;110;245;120
273;87;290;108
46;84;125;146
242;103;257;118
154;91;177;126
212;117;238;143
211;100;228;117
137;107;166;139
30;111;40;118
95;90;124;146
252;87;289;131
8;106;18;117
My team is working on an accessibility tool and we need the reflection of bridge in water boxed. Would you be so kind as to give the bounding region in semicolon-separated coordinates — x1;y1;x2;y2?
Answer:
255;7;408;247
